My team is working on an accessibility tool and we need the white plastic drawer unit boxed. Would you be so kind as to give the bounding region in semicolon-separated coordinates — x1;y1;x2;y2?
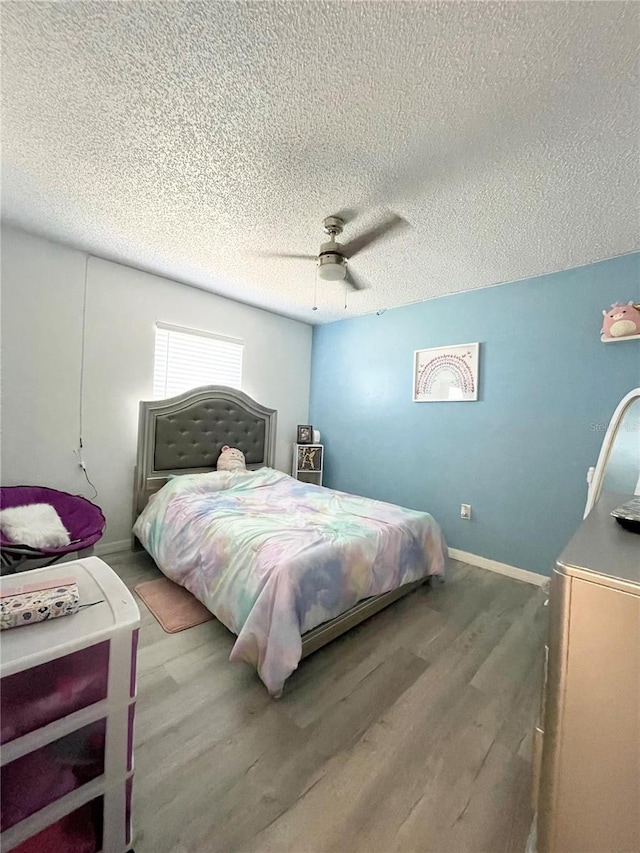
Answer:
0;557;140;853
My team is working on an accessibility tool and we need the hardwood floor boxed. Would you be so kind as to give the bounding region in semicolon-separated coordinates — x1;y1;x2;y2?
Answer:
106;550;547;853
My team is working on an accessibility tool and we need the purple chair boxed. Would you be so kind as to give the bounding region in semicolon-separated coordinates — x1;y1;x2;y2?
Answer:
0;486;105;572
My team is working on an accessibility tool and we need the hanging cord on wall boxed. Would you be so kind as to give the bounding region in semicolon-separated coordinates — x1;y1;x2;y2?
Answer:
74;254;98;500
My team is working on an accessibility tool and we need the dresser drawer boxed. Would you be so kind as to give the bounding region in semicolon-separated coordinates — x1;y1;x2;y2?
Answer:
1;643;110;745
1;719;106;831
10;795;104;853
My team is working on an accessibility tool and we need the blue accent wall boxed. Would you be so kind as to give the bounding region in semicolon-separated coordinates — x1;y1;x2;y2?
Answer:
310;254;640;575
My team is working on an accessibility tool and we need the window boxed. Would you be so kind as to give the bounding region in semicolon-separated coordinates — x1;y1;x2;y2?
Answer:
153;323;243;399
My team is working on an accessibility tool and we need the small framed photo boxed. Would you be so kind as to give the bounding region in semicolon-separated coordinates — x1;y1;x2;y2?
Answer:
297;424;313;444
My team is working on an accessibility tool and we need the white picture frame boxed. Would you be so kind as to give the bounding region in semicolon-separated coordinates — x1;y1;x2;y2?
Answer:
413;342;480;402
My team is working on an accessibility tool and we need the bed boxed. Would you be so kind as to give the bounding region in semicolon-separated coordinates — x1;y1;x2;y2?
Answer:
132;385;447;695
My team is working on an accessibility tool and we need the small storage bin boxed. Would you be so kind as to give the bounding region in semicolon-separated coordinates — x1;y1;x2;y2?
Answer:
11;796;104;853
1;643;110;745
1;719;107;831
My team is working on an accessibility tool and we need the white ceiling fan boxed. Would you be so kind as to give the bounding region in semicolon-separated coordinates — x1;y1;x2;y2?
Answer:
260;211;410;292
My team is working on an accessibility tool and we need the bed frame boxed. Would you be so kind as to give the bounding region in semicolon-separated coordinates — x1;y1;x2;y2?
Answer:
134;385;277;519
133;385;431;662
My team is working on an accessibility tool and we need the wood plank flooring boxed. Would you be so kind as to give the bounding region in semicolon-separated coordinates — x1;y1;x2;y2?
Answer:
106;550;547;853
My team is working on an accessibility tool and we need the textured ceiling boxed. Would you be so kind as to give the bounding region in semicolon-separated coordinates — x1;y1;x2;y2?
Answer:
2;2;638;324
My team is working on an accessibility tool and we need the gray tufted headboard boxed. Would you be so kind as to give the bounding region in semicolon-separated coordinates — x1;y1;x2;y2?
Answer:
133;385;277;519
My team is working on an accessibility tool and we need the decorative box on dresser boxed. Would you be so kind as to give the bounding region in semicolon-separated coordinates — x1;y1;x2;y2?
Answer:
0;557;140;853
533;493;639;853
292;443;323;486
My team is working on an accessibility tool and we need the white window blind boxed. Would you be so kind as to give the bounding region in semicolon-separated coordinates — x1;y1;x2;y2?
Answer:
153;323;243;399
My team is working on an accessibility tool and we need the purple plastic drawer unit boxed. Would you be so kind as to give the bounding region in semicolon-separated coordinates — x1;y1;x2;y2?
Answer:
0;558;140;853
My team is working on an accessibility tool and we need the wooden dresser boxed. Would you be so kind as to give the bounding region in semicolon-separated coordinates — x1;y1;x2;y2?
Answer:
534;493;640;853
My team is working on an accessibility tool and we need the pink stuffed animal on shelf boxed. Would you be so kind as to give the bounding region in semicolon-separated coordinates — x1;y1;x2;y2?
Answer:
601;302;640;339
216;445;247;472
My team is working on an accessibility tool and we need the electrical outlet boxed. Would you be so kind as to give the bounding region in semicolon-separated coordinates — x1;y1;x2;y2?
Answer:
460;503;471;520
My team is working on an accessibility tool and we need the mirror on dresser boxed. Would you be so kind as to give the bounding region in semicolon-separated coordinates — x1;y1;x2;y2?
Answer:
585;388;640;516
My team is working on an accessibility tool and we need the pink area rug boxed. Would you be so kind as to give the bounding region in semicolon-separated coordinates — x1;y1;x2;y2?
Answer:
134;577;213;633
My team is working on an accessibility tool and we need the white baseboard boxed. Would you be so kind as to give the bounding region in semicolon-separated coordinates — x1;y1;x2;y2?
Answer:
94;539;132;557
448;547;547;587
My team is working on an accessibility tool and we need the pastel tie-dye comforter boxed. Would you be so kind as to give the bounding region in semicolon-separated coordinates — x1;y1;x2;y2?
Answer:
133;468;446;695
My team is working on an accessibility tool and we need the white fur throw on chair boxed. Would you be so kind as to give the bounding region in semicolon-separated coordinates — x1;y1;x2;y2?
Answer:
0;504;71;550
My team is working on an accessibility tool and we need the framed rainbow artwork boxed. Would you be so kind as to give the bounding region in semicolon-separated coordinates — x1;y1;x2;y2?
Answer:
413;342;480;402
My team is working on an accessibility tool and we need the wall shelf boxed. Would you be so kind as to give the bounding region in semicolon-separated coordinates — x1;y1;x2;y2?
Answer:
601;333;640;343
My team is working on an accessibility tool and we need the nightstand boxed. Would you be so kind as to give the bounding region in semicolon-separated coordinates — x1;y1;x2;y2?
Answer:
292;444;323;486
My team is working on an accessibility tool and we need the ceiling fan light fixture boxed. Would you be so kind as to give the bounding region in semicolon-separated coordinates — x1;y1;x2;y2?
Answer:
317;253;347;281
265;211;410;302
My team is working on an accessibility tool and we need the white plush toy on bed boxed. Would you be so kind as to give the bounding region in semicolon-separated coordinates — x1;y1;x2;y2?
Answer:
216;446;247;472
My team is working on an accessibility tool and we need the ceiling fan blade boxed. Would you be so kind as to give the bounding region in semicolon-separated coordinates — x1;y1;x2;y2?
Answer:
254;252;317;261
332;207;358;224
345;267;368;291
341;213;409;259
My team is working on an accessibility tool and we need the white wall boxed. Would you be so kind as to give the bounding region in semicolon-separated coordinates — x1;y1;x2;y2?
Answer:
1;226;312;547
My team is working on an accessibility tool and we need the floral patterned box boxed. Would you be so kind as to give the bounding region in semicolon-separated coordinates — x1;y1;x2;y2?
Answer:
0;577;79;630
